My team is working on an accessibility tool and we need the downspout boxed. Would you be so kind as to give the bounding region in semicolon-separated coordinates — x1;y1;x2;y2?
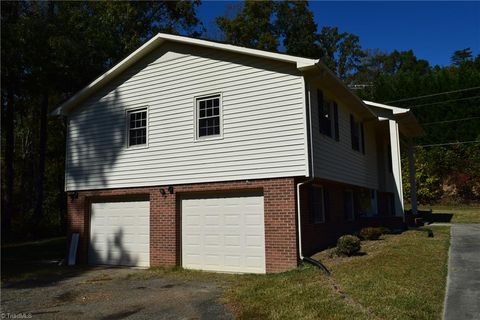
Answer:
297;76;330;275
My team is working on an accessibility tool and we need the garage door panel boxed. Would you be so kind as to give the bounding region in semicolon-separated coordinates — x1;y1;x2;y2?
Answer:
89;200;150;267
182;194;265;274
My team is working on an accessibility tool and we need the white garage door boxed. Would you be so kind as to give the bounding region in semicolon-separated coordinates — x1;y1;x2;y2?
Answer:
89;200;150;267
182;194;265;274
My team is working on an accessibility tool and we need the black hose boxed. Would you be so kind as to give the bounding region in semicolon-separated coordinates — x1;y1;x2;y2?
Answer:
302;256;330;276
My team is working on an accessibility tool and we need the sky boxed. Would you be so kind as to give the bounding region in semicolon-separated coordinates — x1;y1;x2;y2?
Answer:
197;1;480;66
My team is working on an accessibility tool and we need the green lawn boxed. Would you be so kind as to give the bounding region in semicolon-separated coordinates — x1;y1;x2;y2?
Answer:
3;229;450;319
143;227;450;320
419;205;480;224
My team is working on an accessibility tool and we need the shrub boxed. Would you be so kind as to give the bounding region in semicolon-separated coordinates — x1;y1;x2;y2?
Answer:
359;227;383;240
378;227;391;235
336;235;361;256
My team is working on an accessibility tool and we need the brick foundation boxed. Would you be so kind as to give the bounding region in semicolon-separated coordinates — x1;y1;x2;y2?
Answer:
67;177;298;273
299;178;405;256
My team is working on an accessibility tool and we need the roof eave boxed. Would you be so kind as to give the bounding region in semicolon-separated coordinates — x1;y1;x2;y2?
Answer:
51;33;319;116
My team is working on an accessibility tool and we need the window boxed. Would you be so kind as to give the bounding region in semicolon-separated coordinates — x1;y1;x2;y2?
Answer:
317;89;339;140
310;186;326;223
350;114;364;153
355;189;371;217
196;95;221;139
344;190;355;221
127;108;147;147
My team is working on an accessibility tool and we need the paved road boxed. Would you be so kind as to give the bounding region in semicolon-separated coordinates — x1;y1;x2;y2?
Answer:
444;224;480;320
2;268;232;320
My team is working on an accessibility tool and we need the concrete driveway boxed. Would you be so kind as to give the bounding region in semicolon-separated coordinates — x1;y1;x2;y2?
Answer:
1;268;233;320
444;224;480;320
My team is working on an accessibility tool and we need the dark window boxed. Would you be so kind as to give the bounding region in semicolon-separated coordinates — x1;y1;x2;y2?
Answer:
318;90;332;137
333;102;339;141
350;114;360;151
127;109;147;147
197;95;221;138
344;190;355;221
310;186;326;224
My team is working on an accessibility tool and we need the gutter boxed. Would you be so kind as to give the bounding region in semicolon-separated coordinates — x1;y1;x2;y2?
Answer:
296;77;330;275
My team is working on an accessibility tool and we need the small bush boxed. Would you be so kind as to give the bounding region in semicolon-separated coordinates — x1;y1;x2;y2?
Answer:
359;227;383;240
378;227;391;235
336;235;361;256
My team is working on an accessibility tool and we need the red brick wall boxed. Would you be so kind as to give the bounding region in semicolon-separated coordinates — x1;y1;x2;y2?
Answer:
299;179;358;256
299;178;405;256
67;177;298;273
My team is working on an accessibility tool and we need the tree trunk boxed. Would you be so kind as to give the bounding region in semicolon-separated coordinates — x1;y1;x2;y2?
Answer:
33;1;55;235
33;91;48;232
2;83;15;239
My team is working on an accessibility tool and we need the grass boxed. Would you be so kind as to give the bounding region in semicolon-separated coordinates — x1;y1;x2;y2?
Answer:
418;205;480;224
141;227;450;320
1;237;72;282
3;228;450;319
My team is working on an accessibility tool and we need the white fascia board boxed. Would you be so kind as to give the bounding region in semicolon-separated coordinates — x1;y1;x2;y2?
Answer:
363;100;410;114
51;33;318;116
51;35;165;116
156;33;318;68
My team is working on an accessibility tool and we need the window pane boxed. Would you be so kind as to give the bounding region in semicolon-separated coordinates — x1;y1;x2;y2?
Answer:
197;96;221;138
128;109;147;147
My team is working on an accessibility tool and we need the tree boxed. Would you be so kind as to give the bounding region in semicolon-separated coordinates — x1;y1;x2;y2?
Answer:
216;0;278;51
1;1;202;240
275;1;318;58
451;48;473;66
359;48;480;203
216;1;364;82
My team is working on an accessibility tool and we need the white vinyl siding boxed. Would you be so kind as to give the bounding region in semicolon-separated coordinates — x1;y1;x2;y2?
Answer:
310;85;379;190
66;42;307;191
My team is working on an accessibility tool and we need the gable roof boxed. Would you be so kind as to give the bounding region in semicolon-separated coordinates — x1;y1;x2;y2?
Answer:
52;33;320;116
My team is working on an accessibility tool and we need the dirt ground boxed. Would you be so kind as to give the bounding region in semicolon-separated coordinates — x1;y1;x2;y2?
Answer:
1;267;233;320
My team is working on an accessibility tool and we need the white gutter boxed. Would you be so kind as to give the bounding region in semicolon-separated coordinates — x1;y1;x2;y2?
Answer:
296;79;315;260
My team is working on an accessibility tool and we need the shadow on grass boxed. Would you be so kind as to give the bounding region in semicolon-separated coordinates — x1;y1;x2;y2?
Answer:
422;213;454;224
1;237;88;289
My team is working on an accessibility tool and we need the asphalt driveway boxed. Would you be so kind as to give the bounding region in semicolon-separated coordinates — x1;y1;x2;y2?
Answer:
444;224;480;320
1;267;233;320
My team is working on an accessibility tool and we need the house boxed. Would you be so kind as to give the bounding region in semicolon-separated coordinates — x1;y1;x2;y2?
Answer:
53;33;423;274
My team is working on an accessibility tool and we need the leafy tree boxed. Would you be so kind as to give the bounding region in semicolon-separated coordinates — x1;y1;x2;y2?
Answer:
216;0;278;51
451;48;473;66
275;1;318;58
360;48;480;204
318;26;365;80
216;1;364;82
1;1;202;240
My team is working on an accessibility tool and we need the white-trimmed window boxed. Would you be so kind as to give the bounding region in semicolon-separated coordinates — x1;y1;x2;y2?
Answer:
127;108;147;147
196;94;221;139
310;186;326;224
344;190;355;221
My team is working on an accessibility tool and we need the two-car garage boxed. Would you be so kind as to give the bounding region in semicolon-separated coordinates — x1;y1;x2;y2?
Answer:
88;193;266;274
